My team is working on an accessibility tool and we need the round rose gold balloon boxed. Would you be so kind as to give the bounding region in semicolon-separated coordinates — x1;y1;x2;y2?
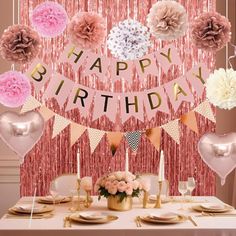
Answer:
198;132;236;185
0;111;44;161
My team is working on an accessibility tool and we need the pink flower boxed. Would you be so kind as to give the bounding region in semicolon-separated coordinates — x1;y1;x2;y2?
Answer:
0;71;31;108
31;1;68;38
81;176;92;191
105;180;112;190
115;171;124;181
108;174;116;181
117;181;127;193
125;183;133;195
112;180;119;187
131;180;140;190
68;12;106;50
108;185;117;195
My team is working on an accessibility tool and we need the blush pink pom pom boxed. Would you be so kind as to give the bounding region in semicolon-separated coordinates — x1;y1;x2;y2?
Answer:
68;12;106;50
30;1;68;38
0;71;31;108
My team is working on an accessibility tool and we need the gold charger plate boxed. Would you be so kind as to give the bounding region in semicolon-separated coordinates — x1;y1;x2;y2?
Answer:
140;215;187;224
9;204;54;214
69;213;118;224
192;205;234;213
37;196;71;204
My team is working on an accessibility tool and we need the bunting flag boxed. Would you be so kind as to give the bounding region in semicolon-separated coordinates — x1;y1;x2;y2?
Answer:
52;114;71;138
194;100;216;123
70;122;86;147
88;128;105;153
38;105;55;122
20;96;42;113
145;127;162;151
125;131;142;152
180;111;199;134
106;131;124;155
161;119;180;144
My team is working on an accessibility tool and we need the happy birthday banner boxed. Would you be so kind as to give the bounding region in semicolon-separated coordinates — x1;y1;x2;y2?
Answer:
21;96;215;154
25;43;210;123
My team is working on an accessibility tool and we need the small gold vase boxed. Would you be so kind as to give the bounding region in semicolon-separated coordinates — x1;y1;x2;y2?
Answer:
107;195;132;211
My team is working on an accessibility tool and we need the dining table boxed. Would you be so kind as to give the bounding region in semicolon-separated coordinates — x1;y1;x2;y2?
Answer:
0;196;235;236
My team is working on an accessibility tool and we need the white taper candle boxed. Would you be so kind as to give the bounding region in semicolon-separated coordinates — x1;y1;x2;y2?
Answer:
77;149;80;179
158;150;165;181
125;148;129;172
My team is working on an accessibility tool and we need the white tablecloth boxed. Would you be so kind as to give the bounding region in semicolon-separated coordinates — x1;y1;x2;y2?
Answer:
0;196;236;236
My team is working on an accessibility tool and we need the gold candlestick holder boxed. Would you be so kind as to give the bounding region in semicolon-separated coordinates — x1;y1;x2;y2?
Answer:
154;181;162;208
84;190;92;208
76;178;82;211
142;190;148;208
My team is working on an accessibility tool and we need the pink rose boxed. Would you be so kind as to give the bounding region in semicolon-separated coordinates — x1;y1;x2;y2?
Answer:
125;183;133;195
115;171;124;181
105;180;112;190
108;185;118;195
117;181;127;192
112;180;119;187
108;174;116;181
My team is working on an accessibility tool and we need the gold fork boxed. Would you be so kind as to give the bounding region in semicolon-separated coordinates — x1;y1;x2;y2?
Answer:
136;216;142;227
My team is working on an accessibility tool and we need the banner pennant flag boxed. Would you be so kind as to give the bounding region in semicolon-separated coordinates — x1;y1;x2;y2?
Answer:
106;132;124;156
70;122;86;147
20;96;42;113
125;131;142;152
162;119;180;144
88;128;105;153
180;111;199;134
145;127;162;151
52;114;71;138
38;105;55;122
194;100;216;123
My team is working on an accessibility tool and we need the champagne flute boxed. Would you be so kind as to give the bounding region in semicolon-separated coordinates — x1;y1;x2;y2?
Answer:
178;181;188;210
187;177;196;197
49;181;59;209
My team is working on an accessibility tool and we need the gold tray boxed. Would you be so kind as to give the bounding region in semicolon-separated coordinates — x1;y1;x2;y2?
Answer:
69;213;118;224
192;205;234;213
140;215;187;224
9;205;54;214
37;197;71;204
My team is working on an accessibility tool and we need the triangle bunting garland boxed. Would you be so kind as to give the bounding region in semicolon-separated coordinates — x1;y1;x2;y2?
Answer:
20;96;42;113
70;122;86;147
52;114;71;138
125;131;142;152
38;105;55;122
106;132;124;155
162;119;180;144
180;111;199;134
194;100;216;123
145;127;162;151
88;128;105;153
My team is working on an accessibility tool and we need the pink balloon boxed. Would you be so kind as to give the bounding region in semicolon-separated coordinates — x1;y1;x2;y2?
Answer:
0;111;44;162
198;132;236;185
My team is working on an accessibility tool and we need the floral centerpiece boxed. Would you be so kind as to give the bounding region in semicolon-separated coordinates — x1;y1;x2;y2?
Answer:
95;171;142;211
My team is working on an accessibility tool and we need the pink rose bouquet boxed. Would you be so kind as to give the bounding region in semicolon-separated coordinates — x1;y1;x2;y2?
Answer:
95;171;142;202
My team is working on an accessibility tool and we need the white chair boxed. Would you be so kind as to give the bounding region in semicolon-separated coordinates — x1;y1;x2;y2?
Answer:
50;174;80;196
139;174;169;196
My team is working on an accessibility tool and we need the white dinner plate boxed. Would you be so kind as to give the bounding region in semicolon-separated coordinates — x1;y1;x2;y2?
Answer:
149;212;178;221
200;203;225;211
79;212;108;220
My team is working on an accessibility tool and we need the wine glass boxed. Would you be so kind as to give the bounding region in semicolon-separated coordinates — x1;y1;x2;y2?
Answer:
49;181;59;208
178;181;188;209
187;177;196;197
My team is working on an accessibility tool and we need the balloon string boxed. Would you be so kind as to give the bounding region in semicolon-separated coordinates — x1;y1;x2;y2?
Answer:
228;43;236;69
28;183;37;228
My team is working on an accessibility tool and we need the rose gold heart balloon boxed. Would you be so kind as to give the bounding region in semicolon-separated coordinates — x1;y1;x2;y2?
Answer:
198;132;236;185
0;111;44;162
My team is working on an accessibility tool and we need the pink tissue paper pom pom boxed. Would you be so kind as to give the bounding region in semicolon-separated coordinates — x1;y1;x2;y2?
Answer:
31;1;68;38
0;71;31;108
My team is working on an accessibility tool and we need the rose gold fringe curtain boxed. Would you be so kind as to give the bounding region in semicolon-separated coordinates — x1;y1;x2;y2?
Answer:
20;0;216;196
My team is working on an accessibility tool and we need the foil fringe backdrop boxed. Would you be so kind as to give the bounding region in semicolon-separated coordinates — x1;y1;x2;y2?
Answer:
20;0;216;196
